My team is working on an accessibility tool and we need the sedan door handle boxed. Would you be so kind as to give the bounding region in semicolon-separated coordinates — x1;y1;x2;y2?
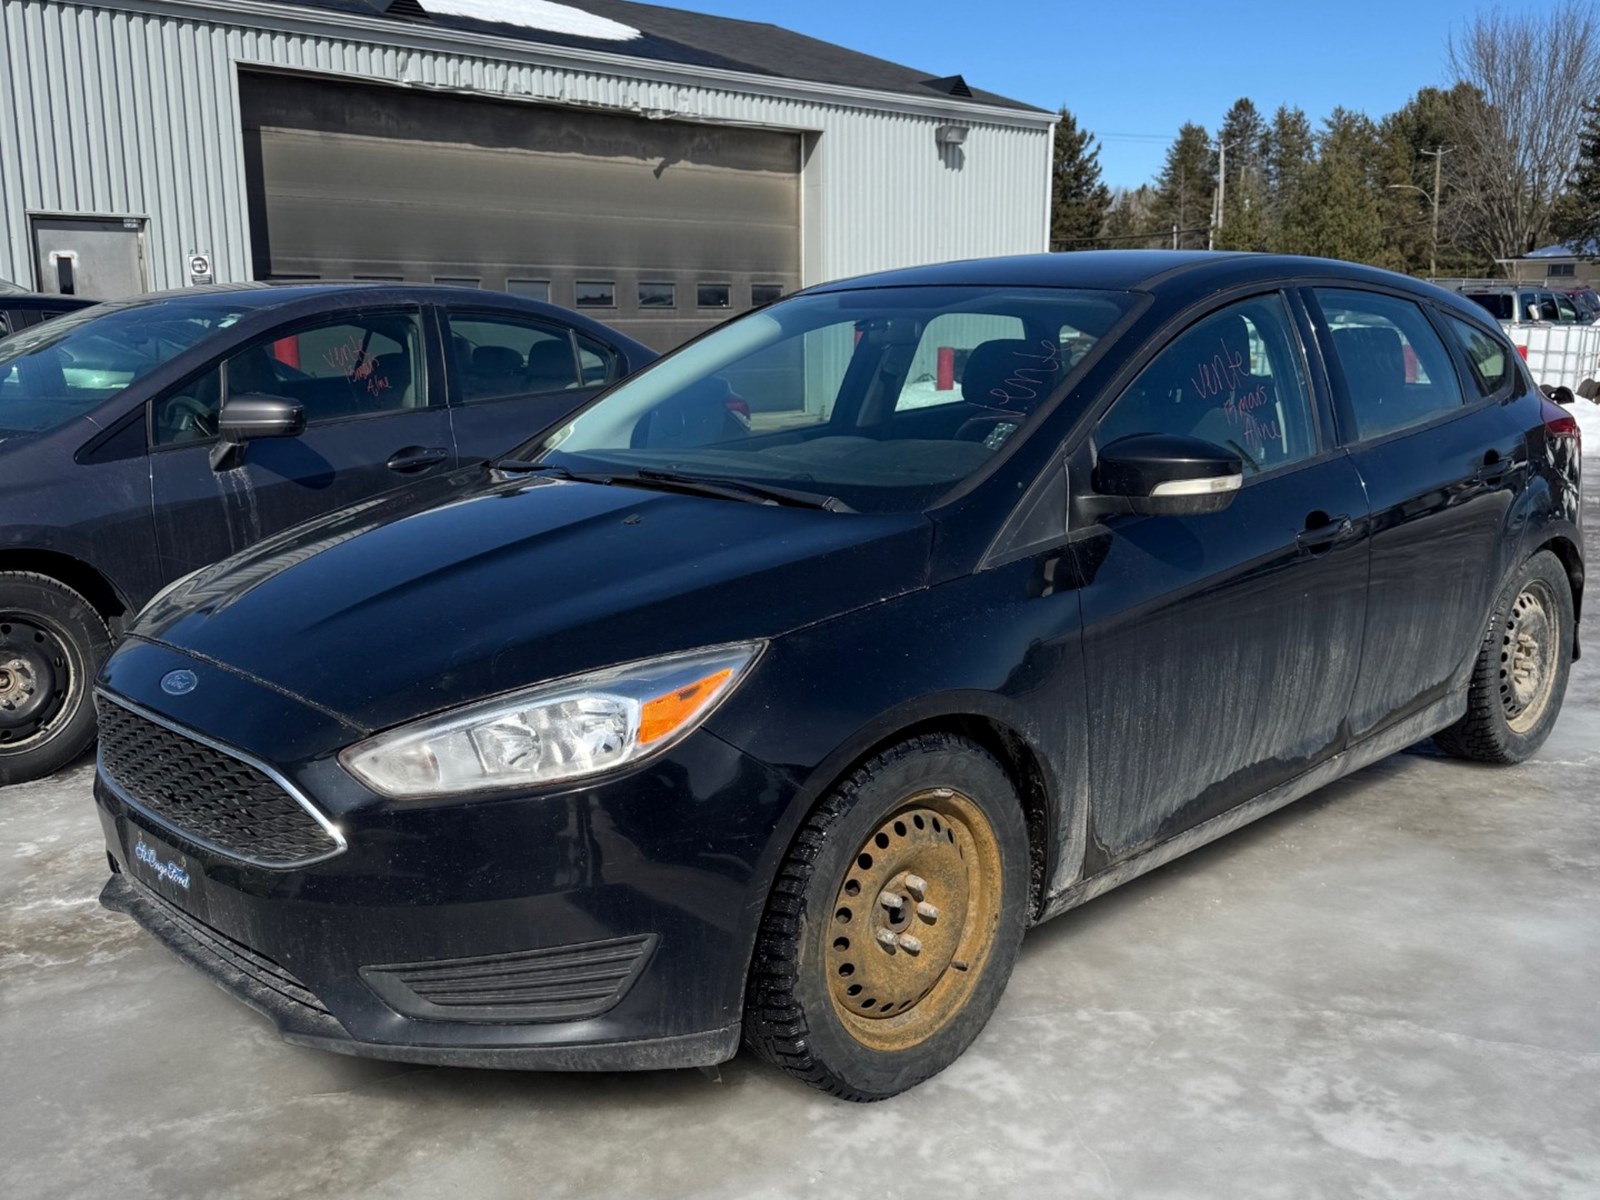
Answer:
387;446;448;474
1473;459;1513;484
1296;514;1354;555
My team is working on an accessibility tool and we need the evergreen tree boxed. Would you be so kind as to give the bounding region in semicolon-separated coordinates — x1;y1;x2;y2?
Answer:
1217;98;1267;251
1151;123;1214;250
1376;87;1465;275
1262;106;1315;251
1284;109;1384;263
1049;107;1112;250
1553;100;1600;252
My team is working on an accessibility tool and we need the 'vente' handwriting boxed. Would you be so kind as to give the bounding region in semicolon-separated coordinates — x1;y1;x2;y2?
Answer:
322;334;393;399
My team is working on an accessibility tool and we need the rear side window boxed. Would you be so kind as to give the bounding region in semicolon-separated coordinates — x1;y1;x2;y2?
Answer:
1445;316;1513;399
448;313;578;402
1097;293;1317;476
1315;289;1463;441
575;332;622;387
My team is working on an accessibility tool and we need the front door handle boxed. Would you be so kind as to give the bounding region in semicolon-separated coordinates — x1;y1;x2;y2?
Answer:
1297;514;1354;555
387;446;448;474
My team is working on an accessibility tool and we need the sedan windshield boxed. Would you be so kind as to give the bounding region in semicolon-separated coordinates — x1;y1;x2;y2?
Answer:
532;286;1134;513
0;300;250;433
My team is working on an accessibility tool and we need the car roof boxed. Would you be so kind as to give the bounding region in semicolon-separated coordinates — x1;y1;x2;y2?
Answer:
806;250;1466;303
83;281;545;313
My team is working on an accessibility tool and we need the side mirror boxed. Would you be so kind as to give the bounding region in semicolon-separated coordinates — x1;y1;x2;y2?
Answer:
1093;433;1244;516
1540;383;1576;406
209;393;304;470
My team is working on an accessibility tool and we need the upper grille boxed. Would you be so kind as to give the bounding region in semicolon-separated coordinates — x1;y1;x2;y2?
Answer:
96;696;342;867
360;935;657;1023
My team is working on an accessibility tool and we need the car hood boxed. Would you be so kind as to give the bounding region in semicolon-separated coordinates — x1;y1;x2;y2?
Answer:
130;470;933;734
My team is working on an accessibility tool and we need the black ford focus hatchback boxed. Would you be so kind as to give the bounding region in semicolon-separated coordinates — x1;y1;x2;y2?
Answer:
94;252;1583;1100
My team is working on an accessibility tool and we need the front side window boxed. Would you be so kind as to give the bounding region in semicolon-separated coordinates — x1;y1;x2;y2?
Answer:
448;313;578;402
0;300;247;434
152;311;427;446
1097;294;1317;476
530;286;1134;514
1446;316;1514;400
1315;288;1463;441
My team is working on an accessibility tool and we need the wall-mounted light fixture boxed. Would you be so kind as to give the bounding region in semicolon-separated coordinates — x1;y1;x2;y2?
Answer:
935;124;969;146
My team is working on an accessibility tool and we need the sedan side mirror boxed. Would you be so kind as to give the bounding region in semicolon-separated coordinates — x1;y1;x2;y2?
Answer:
209;393;304;471
1093;433;1244;517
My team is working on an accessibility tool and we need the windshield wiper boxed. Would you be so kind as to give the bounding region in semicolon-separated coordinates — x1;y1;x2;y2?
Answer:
491;458;851;512
632;468;852;512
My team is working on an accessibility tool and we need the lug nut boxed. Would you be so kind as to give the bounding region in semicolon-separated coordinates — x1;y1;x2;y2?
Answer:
898;935;923;955
879;891;905;911
904;874;928;900
876;929;899;949
916;901;940;921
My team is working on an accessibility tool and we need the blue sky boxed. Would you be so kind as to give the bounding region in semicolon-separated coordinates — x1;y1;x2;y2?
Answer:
652;0;1542;189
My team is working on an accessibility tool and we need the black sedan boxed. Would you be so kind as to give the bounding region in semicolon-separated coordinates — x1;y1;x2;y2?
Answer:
0;283;652;784
92;252;1582;1100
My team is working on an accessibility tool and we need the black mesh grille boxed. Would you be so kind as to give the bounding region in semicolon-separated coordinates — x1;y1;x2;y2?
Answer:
96;696;341;867
361;935;656;1023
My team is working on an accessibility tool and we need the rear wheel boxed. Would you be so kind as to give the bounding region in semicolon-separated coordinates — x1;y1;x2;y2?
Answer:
1435;551;1574;764
0;572;111;786
743;733;1030;1101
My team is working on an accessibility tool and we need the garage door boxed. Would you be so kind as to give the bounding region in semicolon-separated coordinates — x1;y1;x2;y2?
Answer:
240;72;801;351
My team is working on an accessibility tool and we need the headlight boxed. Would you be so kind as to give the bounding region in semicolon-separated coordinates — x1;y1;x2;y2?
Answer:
339;642;763;798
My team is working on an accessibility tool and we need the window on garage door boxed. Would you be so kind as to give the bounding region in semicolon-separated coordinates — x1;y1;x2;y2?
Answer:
447;312;580;402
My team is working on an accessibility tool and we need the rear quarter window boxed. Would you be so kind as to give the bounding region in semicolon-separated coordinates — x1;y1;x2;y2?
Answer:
1445;316;1514;399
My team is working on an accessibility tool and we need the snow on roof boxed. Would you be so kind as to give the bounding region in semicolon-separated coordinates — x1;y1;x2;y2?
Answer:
421;0;639;41
1526;240;1600;259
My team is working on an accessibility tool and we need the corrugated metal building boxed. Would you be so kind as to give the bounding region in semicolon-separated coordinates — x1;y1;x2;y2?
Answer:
0;0;1055;348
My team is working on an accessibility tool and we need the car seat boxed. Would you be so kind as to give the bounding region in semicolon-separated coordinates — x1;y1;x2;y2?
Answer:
954;339;1065;443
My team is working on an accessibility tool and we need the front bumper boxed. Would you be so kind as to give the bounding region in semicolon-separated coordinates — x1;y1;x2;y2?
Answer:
92;640;797;1071
98;872;738;1070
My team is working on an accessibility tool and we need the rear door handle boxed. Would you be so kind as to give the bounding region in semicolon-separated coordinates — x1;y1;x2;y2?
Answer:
1297;514;1354;554
386;446;448;473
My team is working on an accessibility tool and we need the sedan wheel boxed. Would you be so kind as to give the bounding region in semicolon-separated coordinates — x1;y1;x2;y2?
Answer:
0;573;111;786
744;733;1029;1101
1436;550;1574;764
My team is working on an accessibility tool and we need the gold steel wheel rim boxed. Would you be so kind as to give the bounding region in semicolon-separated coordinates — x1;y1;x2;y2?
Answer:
1501;580;1559;734
824;788;1003;1052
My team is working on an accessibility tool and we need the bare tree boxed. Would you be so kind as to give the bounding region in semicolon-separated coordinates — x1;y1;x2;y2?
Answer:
1447;2;1600;260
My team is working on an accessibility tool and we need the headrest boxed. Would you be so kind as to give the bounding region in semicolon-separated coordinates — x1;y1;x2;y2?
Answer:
1331;325;1406;392
961;339;1065;410
525;339;575;388
471;344;524;376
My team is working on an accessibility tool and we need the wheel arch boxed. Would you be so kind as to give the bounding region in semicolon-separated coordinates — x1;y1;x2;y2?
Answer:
0;549;131;626
1534;533;1584;658
785;699;1058;922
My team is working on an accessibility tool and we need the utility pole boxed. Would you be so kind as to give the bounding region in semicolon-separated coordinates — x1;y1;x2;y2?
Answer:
1422;147;1450;278
1209;139;1238;252
1388;147;1451;277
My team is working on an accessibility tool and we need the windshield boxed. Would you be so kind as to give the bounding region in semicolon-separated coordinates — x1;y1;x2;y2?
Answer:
0;300;250;433
530;286;1134;513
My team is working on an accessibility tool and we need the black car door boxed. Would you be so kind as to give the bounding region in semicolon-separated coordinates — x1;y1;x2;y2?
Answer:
1308;288;1530;739
442;308;623;463
1072;292;1372;866
147;305;455;577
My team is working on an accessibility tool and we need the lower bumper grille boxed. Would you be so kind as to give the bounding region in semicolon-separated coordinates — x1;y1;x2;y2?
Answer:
360;935;657;1023
100;873;339;1031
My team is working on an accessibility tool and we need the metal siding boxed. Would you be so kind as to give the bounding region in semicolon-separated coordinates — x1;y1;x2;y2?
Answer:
0;0;1050;293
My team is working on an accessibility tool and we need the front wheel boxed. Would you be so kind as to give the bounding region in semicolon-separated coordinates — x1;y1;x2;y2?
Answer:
0;572;111;786
743;733;1030;1101
1435;550;1574;764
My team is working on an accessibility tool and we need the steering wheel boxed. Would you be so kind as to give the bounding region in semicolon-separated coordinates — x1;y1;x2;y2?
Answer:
160;394;217;442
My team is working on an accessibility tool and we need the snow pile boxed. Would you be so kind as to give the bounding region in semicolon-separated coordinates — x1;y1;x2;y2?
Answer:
1569;392;1600;446
422;0;640;41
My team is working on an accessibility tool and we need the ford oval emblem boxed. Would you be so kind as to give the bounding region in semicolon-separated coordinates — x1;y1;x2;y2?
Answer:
160;669;198;696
